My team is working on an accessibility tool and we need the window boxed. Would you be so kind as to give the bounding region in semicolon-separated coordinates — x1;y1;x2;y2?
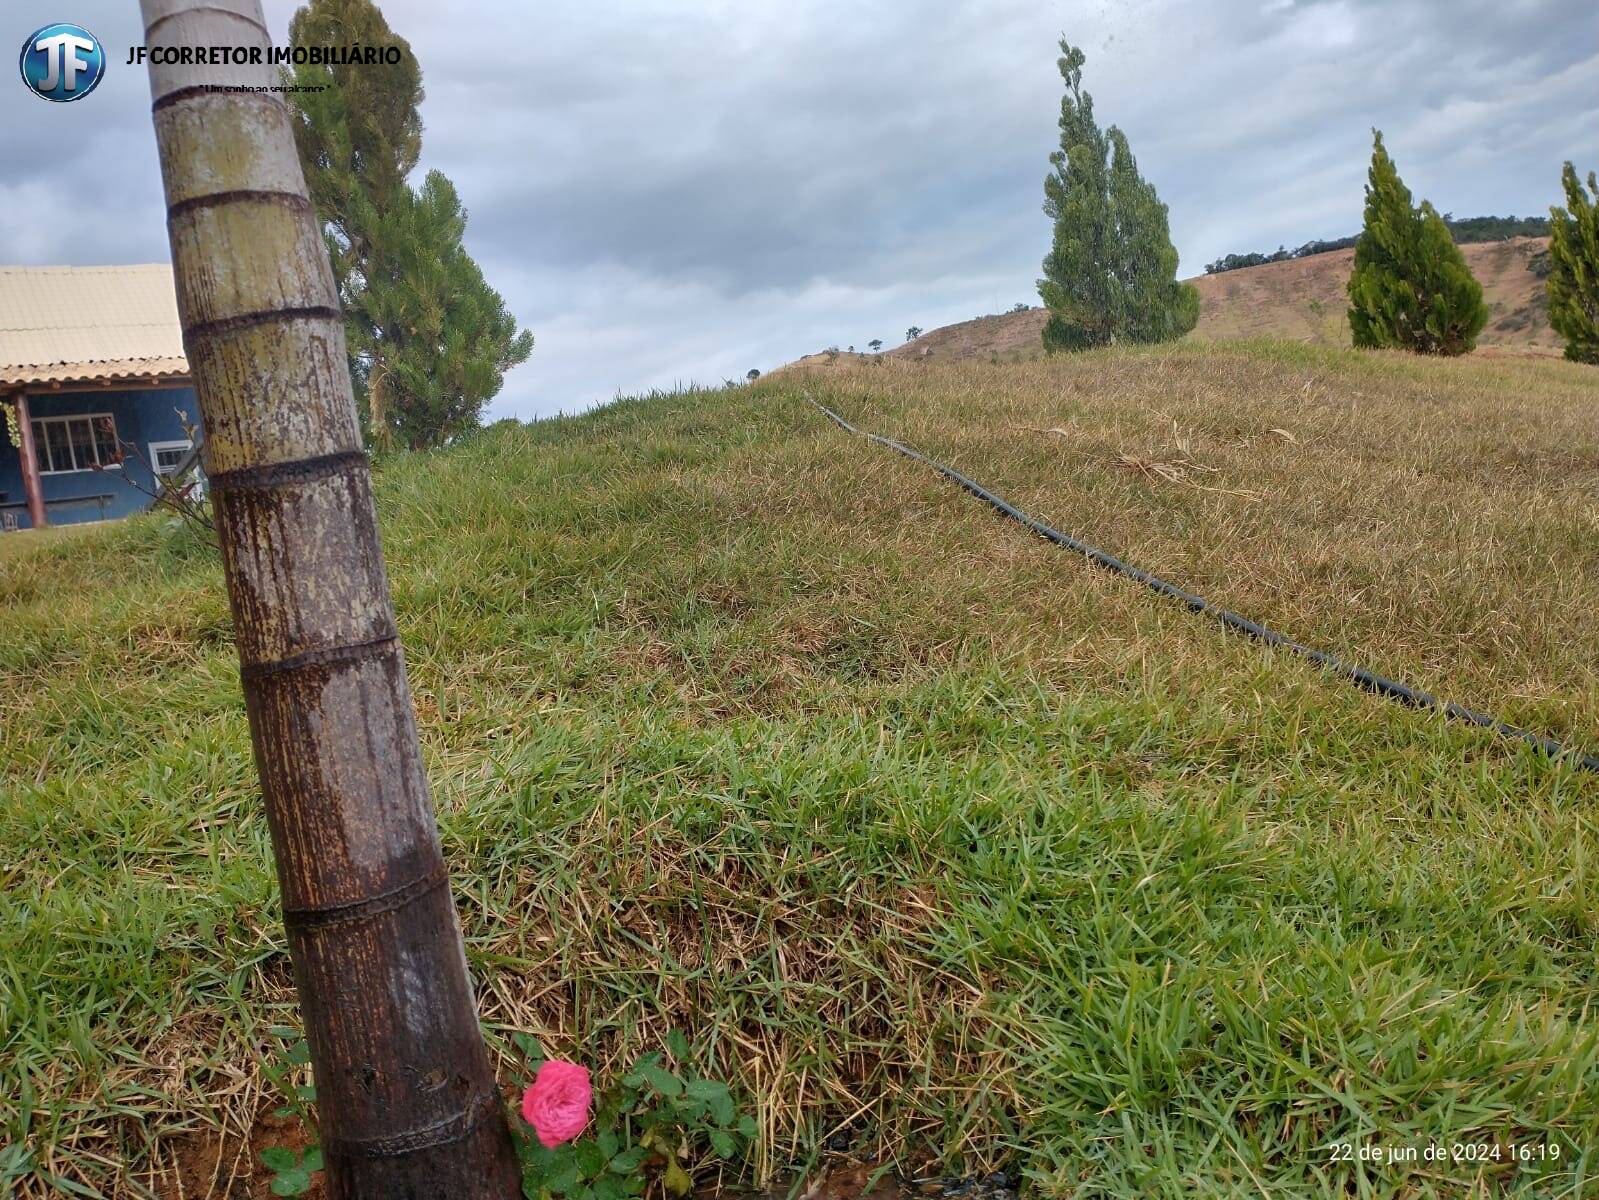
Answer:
30;413;120;474
149;439;195;476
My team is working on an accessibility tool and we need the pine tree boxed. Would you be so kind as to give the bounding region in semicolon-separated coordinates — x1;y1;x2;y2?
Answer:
287;0;532;447
362;172;535;449
1347;131;1487;356
1037;40;1197;352
287;0;421;227
1546;161;1599;365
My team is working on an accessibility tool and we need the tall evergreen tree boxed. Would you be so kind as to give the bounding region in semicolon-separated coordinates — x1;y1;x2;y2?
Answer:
362;173;534;448
287;0;531;447
287;0;421;227
287;0;419;421
1546;161;1599;365
1037;40;1197;352
1347;131;1487;356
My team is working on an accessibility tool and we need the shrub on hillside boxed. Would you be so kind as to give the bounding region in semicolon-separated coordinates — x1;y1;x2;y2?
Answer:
1347;131;1487;356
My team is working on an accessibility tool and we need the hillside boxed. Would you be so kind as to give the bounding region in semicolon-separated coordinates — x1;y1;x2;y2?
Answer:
844;237;1555;366
4;344;1598;1197
1190;235;1555;350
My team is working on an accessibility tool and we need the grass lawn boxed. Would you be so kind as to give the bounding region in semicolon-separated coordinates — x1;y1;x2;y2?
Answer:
2;341;1597;1198
0;522;102;562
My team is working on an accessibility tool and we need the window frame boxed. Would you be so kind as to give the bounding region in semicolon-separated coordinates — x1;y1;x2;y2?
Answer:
29;412;122;475
148;439;195;476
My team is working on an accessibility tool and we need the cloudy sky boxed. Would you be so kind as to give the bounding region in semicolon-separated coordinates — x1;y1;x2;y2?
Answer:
3;1;1593;417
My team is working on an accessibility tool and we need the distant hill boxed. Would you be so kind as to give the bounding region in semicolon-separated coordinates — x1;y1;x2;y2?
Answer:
1204;215;1551;275
1189;235;1555;352
797;236;1554;369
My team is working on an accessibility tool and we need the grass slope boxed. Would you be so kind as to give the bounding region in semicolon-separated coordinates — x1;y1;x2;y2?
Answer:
1190;237;1556;351
864;238;1555;366
2;342;1597;1198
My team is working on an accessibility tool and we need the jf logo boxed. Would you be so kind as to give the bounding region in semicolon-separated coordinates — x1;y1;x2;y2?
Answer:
19;23;106;102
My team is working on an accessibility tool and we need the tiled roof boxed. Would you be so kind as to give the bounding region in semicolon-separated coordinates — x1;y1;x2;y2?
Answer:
0;264;189;388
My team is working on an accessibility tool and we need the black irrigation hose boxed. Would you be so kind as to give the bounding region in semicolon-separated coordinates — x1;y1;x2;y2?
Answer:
805;393;1599;776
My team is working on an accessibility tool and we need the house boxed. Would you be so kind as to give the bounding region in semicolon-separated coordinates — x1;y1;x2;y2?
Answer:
1;264;200;530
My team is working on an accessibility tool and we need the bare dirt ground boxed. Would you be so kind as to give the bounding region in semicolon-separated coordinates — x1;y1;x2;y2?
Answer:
160;1110;1007;1200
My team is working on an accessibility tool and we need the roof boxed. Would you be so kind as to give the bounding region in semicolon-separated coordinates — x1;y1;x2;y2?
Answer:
0;264;190;388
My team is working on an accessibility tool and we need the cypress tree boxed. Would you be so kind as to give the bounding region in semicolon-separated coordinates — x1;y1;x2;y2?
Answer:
1347;131;1487;356
1037;40;1197;352
1546;161;1599;365
287;0;532;447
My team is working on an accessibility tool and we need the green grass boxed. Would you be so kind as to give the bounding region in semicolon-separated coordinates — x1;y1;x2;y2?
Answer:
2;342;1597;1198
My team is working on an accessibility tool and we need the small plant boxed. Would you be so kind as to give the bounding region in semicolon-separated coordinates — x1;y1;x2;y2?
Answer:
746;368;761;382
260;1027;322;1196
513;1032;754;1200
251;1029;750;1198
261;1144;324;1197
90;413;217;548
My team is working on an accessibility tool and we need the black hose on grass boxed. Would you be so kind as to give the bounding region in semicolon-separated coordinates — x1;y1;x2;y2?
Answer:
805;394;1599;776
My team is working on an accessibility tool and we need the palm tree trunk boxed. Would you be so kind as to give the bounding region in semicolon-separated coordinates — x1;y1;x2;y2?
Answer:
139;2;519;1194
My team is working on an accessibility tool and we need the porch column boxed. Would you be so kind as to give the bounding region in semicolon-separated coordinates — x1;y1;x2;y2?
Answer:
12;392;48;529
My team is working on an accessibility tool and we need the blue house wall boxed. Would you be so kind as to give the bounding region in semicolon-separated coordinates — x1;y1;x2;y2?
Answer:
1;384;201;528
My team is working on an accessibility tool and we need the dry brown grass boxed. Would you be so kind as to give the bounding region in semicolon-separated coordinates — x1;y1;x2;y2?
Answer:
820;238;1560;368
1189;237;1558;350
789;342;1599;743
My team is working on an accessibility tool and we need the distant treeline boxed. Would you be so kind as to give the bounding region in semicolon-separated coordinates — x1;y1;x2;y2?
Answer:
1204;214;1551;274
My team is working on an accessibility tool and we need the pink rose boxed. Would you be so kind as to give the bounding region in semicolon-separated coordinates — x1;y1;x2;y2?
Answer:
521;1059;592;1148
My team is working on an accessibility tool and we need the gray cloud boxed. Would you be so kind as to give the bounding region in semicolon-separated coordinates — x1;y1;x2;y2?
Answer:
2;0;1592;416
